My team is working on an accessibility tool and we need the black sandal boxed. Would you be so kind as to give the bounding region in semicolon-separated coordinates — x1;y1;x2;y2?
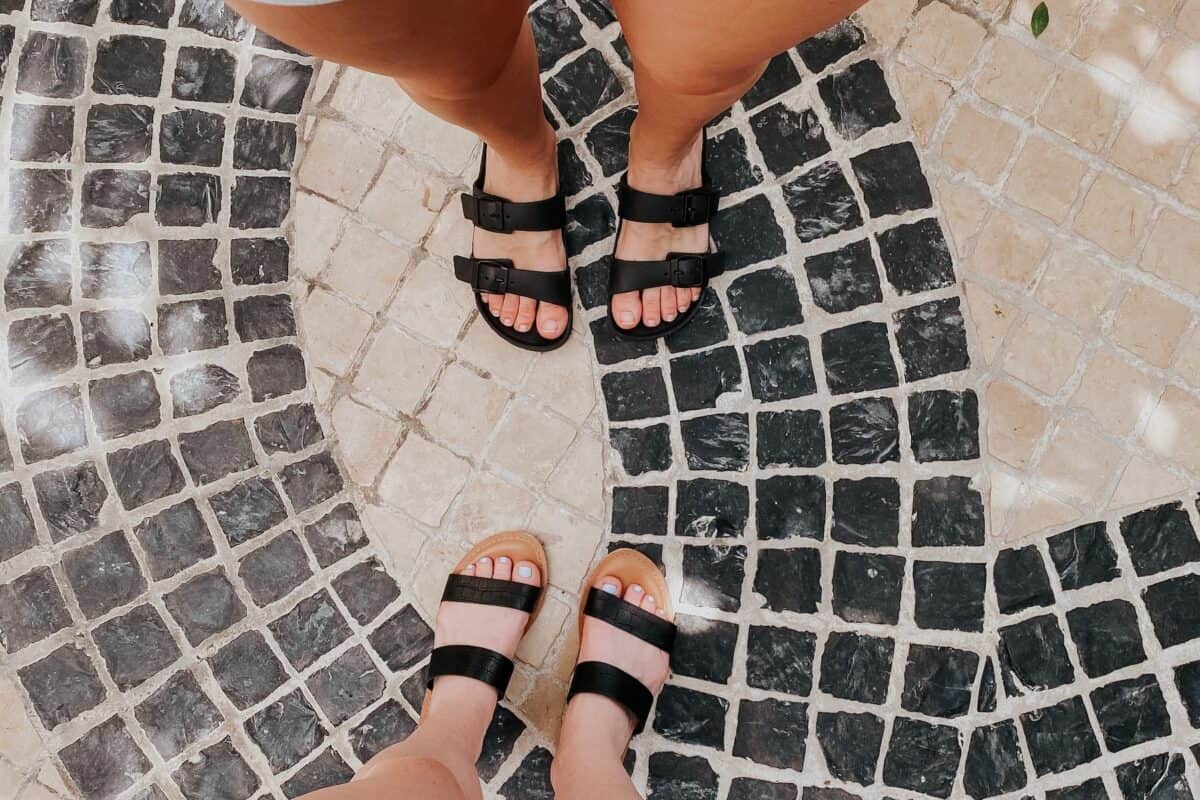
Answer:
568;549;677;735
607;133;724;341
420;531;548;721
453;147;573;352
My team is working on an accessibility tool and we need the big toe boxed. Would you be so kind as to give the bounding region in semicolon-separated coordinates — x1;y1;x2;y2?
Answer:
611;291;641;330
514;560;541;586
536;302;567;340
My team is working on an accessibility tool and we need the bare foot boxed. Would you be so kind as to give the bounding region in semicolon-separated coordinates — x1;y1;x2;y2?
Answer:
426;553;543;734
474;123;569;341
611;127;708;330
558;575;671;759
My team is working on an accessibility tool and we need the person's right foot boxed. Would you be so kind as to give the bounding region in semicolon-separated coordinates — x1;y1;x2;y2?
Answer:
472;123;570;341
558;575;671;758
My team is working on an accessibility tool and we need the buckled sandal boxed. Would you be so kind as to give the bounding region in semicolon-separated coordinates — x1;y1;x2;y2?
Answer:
453;147;573;352
420;530;549;721
607;134;724;341
567;549;677;736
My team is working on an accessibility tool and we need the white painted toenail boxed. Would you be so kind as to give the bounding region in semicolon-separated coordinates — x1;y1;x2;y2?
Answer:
516;322;530;332
646;595;655;604
480;556;491;563
630;584;642;593
620;312;634;325
518;565;532;578
602;583;618;594
543;320;559;334
498;556;510;564
465;565;475;574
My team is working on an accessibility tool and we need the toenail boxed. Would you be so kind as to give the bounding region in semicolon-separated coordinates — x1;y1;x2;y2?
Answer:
498;556;510;564
518;565;532;578
679;304;688;312
543;320;559;334
465;565;475;574
480;556;491;563
646;595;655;604
602;582;618;594
619;312;635;325
501;317;512;326
630;584;642;593
516;322;530;332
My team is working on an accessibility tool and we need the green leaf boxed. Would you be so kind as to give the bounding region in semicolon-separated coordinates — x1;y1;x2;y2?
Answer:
1031;2;1050;37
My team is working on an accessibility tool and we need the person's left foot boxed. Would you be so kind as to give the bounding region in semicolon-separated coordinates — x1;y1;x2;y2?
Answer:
610;130;707;330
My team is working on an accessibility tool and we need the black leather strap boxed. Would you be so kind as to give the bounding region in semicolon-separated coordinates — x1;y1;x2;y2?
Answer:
583;587;677;652
427;644;515;696
568;661;655;733
608;252;724;295
442;574;541;614
617;177;718;228
453;256;572;306
460;146;566;233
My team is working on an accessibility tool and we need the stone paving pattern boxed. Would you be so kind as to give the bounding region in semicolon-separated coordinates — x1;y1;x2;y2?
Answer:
1;0;1198;799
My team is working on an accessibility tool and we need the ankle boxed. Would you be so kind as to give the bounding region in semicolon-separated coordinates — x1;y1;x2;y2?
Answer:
423;678;498;756
483;122;558;199
627;121;702;192
558;695;633;763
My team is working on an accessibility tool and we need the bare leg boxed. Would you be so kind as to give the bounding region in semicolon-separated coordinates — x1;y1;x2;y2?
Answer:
294;550;544;799
552;577;671;800
227;0;568;339
609;0;869;329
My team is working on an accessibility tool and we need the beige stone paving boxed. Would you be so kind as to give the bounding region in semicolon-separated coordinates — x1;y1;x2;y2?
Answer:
290;65;606;739
869;0;1200;539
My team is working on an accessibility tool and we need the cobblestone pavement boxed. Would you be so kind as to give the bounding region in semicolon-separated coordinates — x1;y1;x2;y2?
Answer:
1;1;1198;799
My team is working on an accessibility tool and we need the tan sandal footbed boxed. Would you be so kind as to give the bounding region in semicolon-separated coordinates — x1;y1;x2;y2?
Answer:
419;530;548;722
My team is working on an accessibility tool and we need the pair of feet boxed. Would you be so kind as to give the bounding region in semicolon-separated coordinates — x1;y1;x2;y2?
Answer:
475;123;707;340
429;551;668;761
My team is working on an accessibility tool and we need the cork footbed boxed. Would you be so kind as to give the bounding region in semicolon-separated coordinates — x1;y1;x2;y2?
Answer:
420;530;548;722
576;548;675;641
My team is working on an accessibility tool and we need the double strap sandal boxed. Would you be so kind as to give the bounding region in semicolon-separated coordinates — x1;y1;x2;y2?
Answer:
453;147;572;352
424;571;542;702
567;585;678;734
607;137;725;341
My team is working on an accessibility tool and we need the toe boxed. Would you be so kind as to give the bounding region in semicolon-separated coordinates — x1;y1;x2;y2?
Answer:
691;287;701;303
493;555;513;581
536;302;566;340
514;560;541;586
641;288;661;327
595;575;623;596
675;287;692;315
660;289;677;323
611;291;641;330
476;556;494;579
500;293;519;327
641;592;657;613
514;297;536;333
625;582;645;605
463;563;476;576
483;292;502;317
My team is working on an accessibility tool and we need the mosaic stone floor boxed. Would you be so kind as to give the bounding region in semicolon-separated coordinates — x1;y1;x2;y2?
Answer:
0;0;1198;799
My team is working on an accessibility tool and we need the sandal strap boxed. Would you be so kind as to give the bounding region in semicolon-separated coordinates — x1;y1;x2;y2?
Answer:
442;574;541;614
427;644;514;696
608;252;724;295
617;177;718;228
568;661;654;733
453;256;572;306
461;146;566;234
583;587;677;652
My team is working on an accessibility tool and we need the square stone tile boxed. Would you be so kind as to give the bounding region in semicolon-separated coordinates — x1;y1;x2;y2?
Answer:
987;379;1048;467
325;221;410;313
367;603;433;672
378;434;470;526
348;699;417;764
331;397;401;485
173;737;260;800
998;614;1076;695
31;461;107;542
306;645;385;725
92;604;182;690
18;643;107;730
1005;136;1089;223
164;568;247;646
1110;101;1191;189
994;545;1053;613
1074;173;1155;260
1037;419;1123;504
1037;68;1122;152
913;560;986;632
0;482;39;561
301;288;373;376
268;590;352;671
58;717;151;800
245;688;326;773
1071;1;1160;80
974;36;1055;116
1047;521;1122;590
941;104;1020;183
1109;284;1191;368
297;119;383;207
331;68;412;135
208;631;290;710
971;208;1050;290
208;476;288;546
238;530;312;607
421;363;510;455
1070;350;1157;436
62;530;146;620
1141;208;1200;297
899;2;986;80
18;385;88;463
354;323;444;415
901;644;978;717
134;670;222;760
134;500;216;581
1142;386;1200;474
0;568;73;655
359;155;450;243
1003;314;1084;395
1034;249;1118;326
388;258;474;347
487;399;576;486
1065;599;1147;678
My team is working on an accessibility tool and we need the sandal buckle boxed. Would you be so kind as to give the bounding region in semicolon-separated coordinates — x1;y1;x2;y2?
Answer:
471;197;507;233
474;260;509;294
670;256;705;287
674;192;712;227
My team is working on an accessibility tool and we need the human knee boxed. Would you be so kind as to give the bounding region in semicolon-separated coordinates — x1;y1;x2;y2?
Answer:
634;53;763;100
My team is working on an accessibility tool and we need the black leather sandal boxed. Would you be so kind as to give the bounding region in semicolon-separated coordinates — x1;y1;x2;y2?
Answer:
607;134;724;341
453;147;572;352
568;549;677;736
420;530;548;721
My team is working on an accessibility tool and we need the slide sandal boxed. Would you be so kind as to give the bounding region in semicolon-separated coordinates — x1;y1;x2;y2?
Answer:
453;146;573;352
567;548;677;735
420;530;549;721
